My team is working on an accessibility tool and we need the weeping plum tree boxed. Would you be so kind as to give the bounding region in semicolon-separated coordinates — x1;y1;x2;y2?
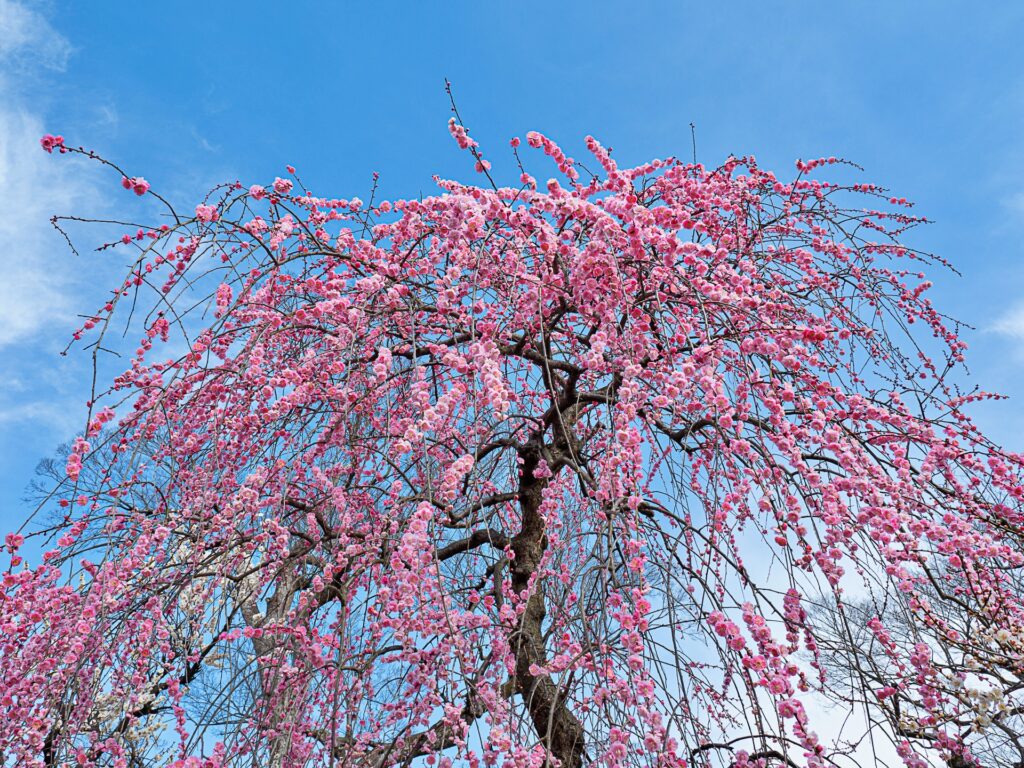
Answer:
4;119;1024;768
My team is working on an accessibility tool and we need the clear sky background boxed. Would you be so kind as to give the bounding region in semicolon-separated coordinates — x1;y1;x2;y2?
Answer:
3;1;1024;532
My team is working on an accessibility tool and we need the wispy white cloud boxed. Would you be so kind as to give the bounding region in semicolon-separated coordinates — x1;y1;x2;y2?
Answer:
0;0;111;451
0;108;99;347
96;103;118;129
190;126;220;153
991;303;1024;340
0;1;105;350
1002;191;1024;228
0;0;72;74
0;397;80;433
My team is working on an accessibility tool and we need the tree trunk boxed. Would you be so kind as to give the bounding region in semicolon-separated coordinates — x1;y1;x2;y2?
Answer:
510;438;586;768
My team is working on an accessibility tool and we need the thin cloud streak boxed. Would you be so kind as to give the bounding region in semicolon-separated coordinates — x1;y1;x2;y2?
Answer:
0;0;72;73
991;303;1024;340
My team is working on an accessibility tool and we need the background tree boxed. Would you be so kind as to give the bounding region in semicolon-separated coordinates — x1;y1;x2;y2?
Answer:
3;124;1024;768
810;559;1024;766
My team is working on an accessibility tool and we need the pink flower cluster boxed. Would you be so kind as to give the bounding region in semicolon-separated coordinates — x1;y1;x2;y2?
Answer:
195;203;219;222
64;437;90;481
215;282;233;316
525;130;579;182
120;175;150;196
707;610;746;651
86;406;116;437
39;133;65;153
438;453;474;503
447;118;491;173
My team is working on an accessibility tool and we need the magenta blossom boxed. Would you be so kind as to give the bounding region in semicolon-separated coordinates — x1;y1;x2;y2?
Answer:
120;176;150;196
39;134;64;153
195;203;219;222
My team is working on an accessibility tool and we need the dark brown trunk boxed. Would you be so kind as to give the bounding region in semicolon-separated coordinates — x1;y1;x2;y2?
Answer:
510;438;586;768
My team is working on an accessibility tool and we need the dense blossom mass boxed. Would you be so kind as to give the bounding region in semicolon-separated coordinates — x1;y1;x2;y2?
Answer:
3;122;1024;768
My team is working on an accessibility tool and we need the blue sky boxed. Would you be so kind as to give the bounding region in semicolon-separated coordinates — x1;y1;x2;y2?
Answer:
3;0;1024;534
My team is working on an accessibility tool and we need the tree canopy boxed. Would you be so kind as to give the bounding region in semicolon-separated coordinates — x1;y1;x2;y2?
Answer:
4;125;1024;768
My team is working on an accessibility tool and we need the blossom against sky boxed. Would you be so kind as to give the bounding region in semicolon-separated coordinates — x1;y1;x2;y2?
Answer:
3;0;1024;525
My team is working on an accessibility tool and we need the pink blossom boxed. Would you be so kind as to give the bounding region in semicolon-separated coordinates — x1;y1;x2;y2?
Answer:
121;176;150;196
195;204;219;222
39;134;64;153
447;118;478;150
